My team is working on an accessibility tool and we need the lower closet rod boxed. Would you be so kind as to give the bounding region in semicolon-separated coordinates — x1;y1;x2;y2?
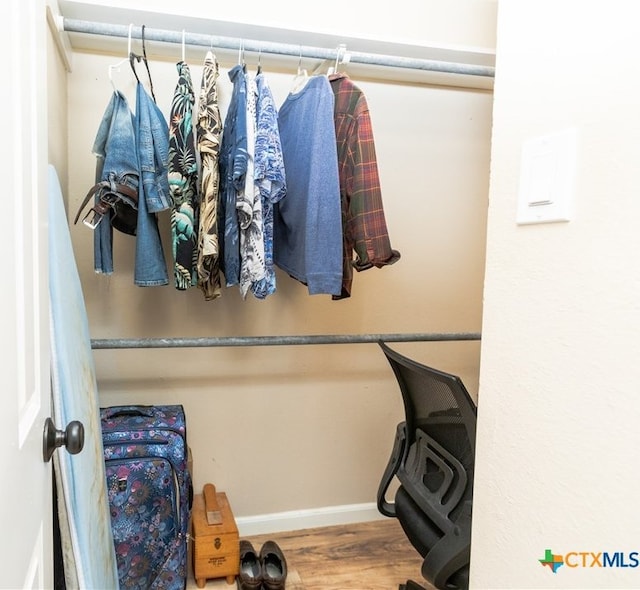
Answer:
91;332;481;350
61;18;495;79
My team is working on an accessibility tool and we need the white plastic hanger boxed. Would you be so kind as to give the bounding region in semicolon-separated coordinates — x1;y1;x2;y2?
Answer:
108;24;133;92
290;47;309;94
181;29;186;63
238;40;246;70
328;44;349;76
203;36;215;63
311;43;350;77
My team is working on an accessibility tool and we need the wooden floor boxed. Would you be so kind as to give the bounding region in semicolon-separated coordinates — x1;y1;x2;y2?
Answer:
188;518;433;590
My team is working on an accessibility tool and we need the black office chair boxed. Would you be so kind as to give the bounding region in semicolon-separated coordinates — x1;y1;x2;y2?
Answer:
376;341;477;590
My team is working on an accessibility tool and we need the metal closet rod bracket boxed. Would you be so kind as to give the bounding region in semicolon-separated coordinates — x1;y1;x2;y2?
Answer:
90;332;482;349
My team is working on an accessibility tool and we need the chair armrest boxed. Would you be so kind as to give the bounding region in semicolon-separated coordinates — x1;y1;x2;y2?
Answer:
399;429;468;523
377;422;407;517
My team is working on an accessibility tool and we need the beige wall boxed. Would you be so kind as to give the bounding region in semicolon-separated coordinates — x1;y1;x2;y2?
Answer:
47;6;69;200
471;1;640;588
60;2;495;526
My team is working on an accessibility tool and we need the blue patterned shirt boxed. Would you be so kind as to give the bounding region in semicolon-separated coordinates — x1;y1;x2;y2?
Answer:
251;73;286;299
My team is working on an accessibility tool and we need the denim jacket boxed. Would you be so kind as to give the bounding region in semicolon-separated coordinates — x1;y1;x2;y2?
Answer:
91;91;139;275
134;82;170;286
89;87;170;285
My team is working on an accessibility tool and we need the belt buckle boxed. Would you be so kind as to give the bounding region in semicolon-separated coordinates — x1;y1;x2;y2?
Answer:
82;193;120;229
82;207;105;229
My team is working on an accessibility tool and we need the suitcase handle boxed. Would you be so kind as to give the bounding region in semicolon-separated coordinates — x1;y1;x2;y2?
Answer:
103;406;154;419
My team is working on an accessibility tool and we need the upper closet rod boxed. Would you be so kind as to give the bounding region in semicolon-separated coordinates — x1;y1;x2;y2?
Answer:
61;18;495;79
91;332;481;350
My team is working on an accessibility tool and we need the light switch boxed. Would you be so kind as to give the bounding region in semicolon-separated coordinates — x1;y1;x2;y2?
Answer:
516;128;577;225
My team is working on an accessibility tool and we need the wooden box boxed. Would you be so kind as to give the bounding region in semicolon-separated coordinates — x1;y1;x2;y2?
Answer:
191;484;239;587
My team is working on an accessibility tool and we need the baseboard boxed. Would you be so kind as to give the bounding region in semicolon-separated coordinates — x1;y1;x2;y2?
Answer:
235;502;387;537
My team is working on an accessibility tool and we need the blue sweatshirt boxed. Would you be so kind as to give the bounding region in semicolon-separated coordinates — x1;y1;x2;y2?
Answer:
274;75;342;296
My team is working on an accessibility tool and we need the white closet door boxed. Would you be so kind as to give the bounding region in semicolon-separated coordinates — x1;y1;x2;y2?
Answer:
0;0;52;587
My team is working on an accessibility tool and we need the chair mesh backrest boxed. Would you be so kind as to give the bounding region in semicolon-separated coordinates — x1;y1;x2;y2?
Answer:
379;342;477;466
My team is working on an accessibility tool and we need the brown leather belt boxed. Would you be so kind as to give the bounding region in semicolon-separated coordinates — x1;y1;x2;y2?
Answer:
74;180;138;229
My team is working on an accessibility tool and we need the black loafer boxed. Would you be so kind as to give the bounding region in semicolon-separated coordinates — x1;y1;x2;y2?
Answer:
260;540;287;590
237;540;262;590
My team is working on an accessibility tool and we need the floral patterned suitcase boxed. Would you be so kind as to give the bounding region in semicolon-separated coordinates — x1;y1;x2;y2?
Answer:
100;405;193;589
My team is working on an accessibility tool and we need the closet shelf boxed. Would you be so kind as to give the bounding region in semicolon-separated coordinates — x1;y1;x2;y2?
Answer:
58;17;495;88
91;332;482;349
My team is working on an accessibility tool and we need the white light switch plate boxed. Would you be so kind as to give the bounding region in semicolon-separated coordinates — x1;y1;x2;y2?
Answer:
516;128;577;225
